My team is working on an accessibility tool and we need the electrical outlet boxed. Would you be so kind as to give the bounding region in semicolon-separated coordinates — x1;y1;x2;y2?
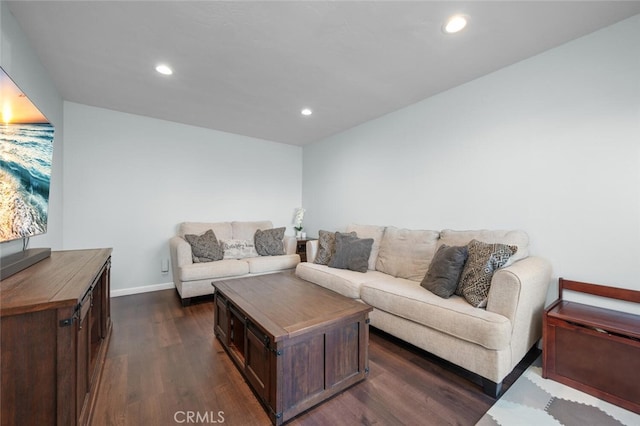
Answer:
161;258;169;273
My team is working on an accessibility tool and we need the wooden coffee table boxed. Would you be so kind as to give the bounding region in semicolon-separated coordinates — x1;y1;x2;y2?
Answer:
213;271;372;425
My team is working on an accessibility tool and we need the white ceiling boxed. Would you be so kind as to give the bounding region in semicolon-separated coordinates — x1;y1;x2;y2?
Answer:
7;1;640;146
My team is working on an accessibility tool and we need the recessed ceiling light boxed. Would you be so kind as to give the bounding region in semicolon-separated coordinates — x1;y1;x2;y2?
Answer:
155;64;173;75
444;15;467;34
301;108;312;116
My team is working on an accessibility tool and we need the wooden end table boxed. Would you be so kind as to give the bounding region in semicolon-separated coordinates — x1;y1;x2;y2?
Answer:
295;238;316;262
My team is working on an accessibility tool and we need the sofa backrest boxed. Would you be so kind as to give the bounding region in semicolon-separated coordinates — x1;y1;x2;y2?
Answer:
375;226;440;282
437;229;529;264
178;222;233;240
232;221;274;240
178;221;276;243
342;225;530;278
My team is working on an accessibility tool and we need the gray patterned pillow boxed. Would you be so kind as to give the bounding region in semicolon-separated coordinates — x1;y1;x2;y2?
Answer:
184;229;224;263
328;233;374;273
456;239;517;308
314;230;356;265
254;227;285;256
420;244;468;298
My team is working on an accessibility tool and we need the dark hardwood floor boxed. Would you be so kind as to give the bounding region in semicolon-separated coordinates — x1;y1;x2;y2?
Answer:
92;289;538;425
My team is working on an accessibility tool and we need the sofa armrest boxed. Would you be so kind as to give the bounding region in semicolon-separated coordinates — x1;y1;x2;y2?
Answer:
169;236;193;285
170;235;193;266
487;256;552;360
283;235;297;255
306;240;319;263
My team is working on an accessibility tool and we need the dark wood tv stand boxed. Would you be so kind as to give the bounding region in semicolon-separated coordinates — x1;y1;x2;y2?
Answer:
543;278;640;414
1;249;112;425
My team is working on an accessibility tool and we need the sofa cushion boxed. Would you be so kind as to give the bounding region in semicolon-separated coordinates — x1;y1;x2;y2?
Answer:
314;230;356;265
438;229;528;264
254;227;285;256
232;221;273;241
346;224;386;270
220;239;259;259
179;259;249;282
375;227;440;282
246;254;300;274
420;244;468;298
296;262;389;299
328;233;374;273
179;222;233;240
184;229;224;263
456;240;517;308
360;278;512;350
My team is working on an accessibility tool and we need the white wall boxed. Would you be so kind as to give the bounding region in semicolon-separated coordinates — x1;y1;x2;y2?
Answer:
0;2;64;257
63;102;302;292
303;15;640;310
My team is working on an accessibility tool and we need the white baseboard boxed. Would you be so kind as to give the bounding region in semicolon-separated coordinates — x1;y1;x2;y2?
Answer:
110;282;175;298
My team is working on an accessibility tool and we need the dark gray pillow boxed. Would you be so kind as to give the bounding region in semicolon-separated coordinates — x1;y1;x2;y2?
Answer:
314;230;356;265
328;233;374;273
254;227;285;256
184;229;224;263
456;239;517;308
420;244;468;298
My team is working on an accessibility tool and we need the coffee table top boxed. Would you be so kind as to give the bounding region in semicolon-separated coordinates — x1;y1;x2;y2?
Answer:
214;271;372;342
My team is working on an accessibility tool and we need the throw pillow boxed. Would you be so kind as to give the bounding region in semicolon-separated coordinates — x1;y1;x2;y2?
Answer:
456;240;517;308
346;224;386;270
220;239;259;259
184;229;223;263
254;227;285;256
420;244;469;298
314;230;356;265
328;233;374;273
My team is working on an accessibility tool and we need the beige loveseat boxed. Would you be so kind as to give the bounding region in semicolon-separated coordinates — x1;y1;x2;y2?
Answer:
170;221;300;305
295;224;551;396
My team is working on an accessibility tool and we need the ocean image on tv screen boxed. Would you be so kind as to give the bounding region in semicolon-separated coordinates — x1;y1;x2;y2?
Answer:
0;67;54;243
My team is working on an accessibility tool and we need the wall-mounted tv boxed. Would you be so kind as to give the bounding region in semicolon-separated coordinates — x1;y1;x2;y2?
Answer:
0;66;54;244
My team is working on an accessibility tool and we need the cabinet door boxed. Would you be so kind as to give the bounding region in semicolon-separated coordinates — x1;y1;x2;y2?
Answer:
90;285;101;378
76;293;91;424
245;322;271;404
101;261;111;337
214;294;229;344
228;306;246;366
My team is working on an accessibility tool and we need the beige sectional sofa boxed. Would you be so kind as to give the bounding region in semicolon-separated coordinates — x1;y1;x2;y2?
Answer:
170;221;300;305
295;224;552;396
